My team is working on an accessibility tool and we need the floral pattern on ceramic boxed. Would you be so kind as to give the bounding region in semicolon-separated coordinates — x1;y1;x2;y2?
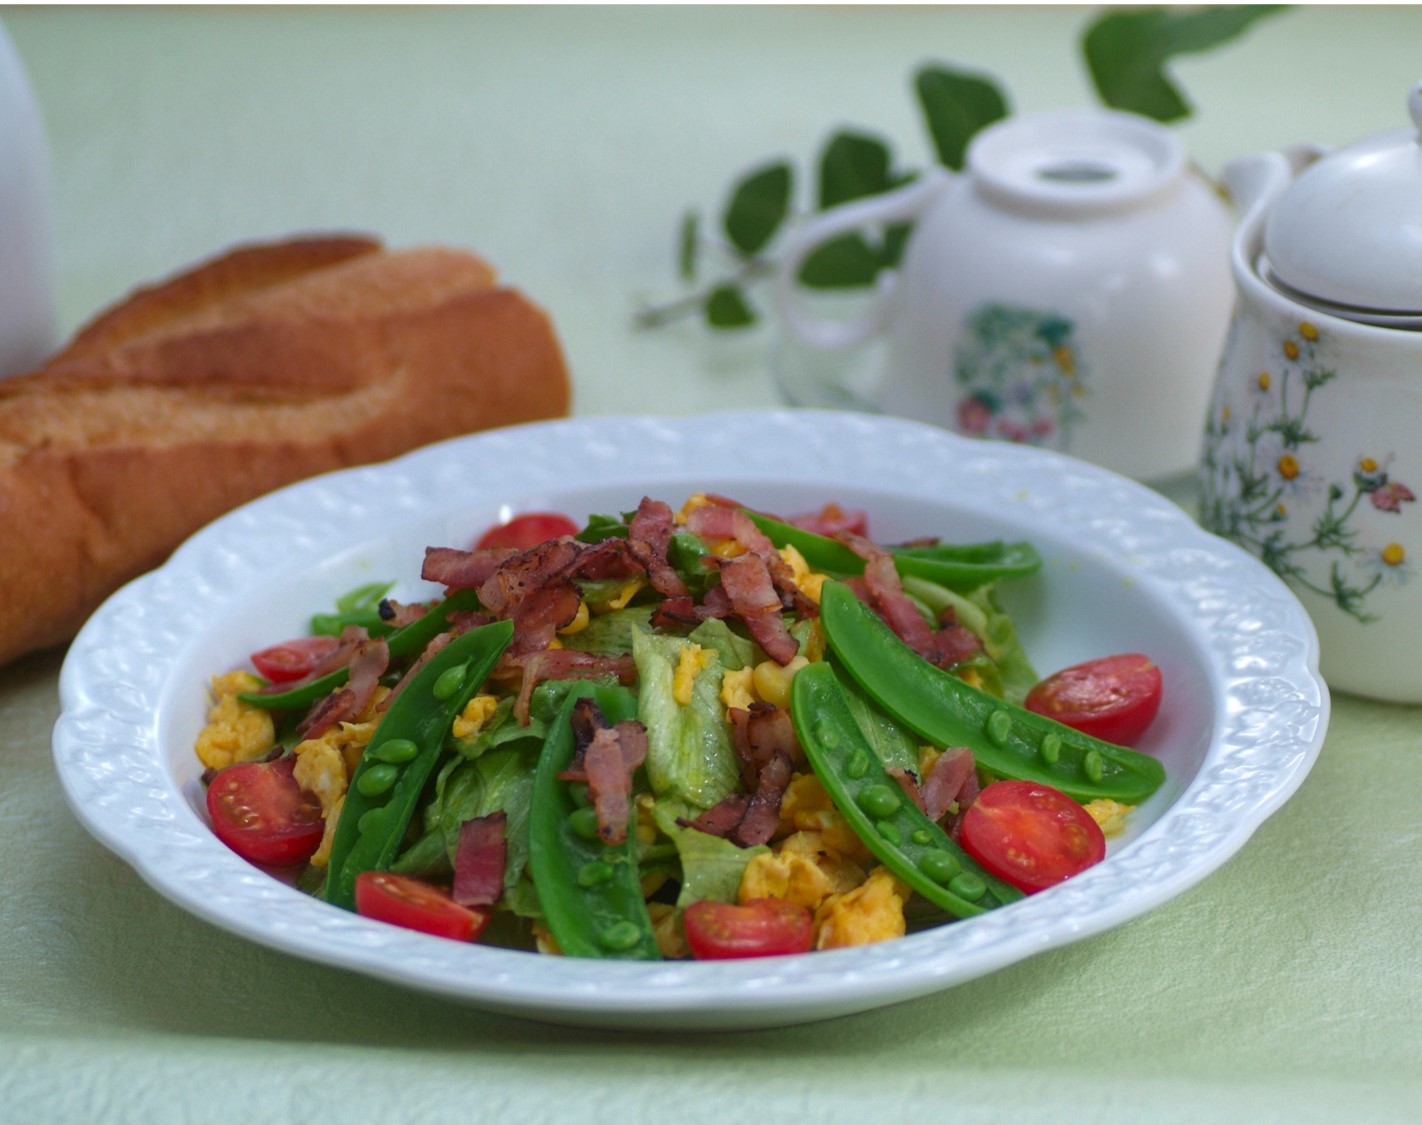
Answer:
950;303;1087;451
1201;319;1415;622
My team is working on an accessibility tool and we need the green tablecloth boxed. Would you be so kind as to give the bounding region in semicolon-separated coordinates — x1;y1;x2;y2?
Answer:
3;7;1420;1121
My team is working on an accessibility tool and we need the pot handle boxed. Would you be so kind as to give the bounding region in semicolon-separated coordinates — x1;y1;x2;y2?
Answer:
774;168;953;351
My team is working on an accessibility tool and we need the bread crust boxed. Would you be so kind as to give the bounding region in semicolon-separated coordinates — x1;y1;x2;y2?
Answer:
0;236;570;664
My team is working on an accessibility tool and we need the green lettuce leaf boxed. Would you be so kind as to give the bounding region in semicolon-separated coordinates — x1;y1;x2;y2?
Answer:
631;626;739;810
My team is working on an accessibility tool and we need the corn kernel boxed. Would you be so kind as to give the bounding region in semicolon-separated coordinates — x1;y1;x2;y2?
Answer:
752;654;809;712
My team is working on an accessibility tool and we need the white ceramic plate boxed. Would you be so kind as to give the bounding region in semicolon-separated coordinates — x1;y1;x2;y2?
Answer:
53;410;1328;1030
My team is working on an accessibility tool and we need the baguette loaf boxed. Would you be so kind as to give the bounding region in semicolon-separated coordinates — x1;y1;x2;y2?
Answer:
0;235;571;666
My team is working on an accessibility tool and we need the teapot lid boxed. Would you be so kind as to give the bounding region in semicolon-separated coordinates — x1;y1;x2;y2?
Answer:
1262;82;1422;316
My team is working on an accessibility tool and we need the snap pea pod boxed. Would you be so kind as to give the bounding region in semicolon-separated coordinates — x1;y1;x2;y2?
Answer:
819;580;1166;804
527;683;661;960
790;660;1023;919
324;618;514;910
239;587;485;711
742;510;1040;590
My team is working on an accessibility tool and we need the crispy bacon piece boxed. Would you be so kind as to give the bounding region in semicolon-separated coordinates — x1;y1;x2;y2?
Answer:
504;649;638;724
570;536;640;581
729;701;804;782
478;537;584;616
921;747;978;822
686;500;818;619
453;811;507;907
421;545;515;590
379;630;454;711
583;723;649;845
678;794;750;838
678;704;798;846
555;698;649;845
731;750;793;847
297;635;390;737
708;554;799;665
625;497;689;598
843;534;983;670
505;577;582;657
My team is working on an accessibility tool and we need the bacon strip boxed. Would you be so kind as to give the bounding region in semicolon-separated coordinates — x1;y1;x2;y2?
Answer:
376;629;455;714
729;701;803;782
554;698;649;845
708;554;799;665
731;750;793;847
505;577;582;656
505;649;638;724
625;497;689;598
478;537;584;616
421;545;515;590
583;722;649;845
453;811;507;907
843;534;983;670
922;747;978;822
297;635;389;737
685;501;815;617
678;794;750;838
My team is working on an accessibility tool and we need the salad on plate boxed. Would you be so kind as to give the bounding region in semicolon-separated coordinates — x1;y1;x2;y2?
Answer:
193;492;1166;960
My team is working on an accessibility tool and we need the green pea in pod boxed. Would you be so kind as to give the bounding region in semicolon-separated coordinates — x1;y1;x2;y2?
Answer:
324;618;514;911
819;580;1166;805
791;659;1023;919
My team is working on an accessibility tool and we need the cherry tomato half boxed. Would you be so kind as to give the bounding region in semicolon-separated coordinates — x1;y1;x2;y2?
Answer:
787;502;869;539
206;756;324;868
1023;653;1163;746
959;779;1106;894
250;635;340;683
354;872;492;942
474;511;580;551
682;898;814;960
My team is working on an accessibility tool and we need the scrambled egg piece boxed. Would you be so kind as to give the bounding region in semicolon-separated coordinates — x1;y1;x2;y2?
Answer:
778;544;828;605
813;867;911;950
648;902;690;960
288;695;386;869
738;829;866;912
673;643;714;706
194;672;276;772
778;772;872;863
720;667;756;712
451;693;500;742
310;794;343;869
590;576;646;613
1084;798;1135;837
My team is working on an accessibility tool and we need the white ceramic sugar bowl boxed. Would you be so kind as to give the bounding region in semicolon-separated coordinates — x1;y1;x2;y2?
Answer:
1200;82;1422;704
773;108;1235;484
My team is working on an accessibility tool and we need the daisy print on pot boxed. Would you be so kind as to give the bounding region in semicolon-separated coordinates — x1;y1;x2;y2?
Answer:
1201;83;1422;703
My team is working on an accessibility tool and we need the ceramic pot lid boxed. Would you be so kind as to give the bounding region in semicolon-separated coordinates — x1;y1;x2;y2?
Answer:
1262;82;1422;316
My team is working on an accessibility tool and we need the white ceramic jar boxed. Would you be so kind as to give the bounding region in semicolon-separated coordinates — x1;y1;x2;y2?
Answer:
0;23;57;377
773;108;1235;484
1200;83;1422;704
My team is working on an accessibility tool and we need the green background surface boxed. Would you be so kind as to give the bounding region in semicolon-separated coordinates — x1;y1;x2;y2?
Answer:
3;6;1420;1122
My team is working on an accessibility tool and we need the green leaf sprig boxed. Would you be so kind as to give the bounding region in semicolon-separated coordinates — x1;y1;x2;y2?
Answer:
634;6;1285;333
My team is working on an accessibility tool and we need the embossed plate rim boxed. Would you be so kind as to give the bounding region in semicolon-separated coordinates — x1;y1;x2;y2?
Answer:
52;409;1329;1030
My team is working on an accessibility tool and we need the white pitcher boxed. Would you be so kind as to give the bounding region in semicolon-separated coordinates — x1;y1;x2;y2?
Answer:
0;23;57;377
774;108;1235;484
1200;83;1422;704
